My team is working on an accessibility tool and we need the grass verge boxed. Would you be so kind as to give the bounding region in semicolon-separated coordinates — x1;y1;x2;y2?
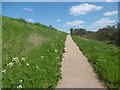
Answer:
72;35;119;88
2;16;67;88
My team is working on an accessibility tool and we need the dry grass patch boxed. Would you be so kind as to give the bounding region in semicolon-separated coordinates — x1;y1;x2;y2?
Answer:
28;33;47;48
26;33;48;53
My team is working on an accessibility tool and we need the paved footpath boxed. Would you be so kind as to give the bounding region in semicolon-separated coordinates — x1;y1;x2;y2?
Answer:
57;35;104;88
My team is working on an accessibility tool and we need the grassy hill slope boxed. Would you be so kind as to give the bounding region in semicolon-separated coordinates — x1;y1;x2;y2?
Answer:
0;16;2;89
2;16;67;88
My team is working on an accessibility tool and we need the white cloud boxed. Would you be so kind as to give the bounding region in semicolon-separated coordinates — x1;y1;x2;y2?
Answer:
69;3;103;16
63;20;85;27
104;11;118;16
88;18;116;31
106;0;120;2
27;19;34;22
23;8;33;11
56;19;62;22
106;0;114;2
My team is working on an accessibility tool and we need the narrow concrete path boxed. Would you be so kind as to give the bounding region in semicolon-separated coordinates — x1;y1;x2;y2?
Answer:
57;35;104;88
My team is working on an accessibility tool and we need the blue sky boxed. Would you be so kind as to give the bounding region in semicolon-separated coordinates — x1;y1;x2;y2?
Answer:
2;2;118;32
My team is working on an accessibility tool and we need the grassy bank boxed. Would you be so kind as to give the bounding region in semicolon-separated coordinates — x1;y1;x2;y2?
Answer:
2;16;67;88
72;35;119;88
0;15;2;89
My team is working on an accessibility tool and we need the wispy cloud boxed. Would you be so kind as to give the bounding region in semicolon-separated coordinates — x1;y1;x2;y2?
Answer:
104;11;118;16
106;0;114;2
63;20;85;28
87;18;116;31
69;3;103;16
27;19;34;22
23;8;33;11
56;19;62;22
106;0;119;2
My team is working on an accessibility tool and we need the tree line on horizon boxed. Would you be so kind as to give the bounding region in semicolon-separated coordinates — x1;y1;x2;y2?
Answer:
70;24;119;46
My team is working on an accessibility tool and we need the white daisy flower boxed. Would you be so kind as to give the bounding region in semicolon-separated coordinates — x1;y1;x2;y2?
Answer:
19;80;23;83
17;85;22;89
12;57;19;63
41;56;44;59
26;63;30;66
21;58;25;61
55;50;58;53
7;62;14;67
1;70;6;73
47;50;50;52
36;66;39;69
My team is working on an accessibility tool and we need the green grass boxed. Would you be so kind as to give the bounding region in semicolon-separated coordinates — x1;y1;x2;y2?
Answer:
72;35;119;88
2;16;67;88
0;15;2;89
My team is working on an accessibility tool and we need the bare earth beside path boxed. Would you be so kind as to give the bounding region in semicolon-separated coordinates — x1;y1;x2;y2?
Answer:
57;35;104;88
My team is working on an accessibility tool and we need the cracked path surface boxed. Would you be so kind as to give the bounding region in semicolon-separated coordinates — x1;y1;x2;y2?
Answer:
57;35;104;88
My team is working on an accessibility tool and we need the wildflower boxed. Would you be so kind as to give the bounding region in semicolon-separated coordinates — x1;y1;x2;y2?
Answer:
26;63;30;66
1;70;6;73
19;80;23;83
12;57;19;63
55;50;58;53
98;59;100;61
17;85;22;89
41;56;44;59
47;50;50;52
7;62;14;67
36;66;39;69
103;59;107;62
12;57;19;61
21;58;25;61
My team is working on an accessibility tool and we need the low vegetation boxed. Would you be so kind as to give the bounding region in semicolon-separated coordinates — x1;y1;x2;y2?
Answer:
72;35;119;88
70;25;119;46
2;16;67;88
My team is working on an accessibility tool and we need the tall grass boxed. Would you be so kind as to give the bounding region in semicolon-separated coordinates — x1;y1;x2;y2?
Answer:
2;16;67;88
72;35;119;88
